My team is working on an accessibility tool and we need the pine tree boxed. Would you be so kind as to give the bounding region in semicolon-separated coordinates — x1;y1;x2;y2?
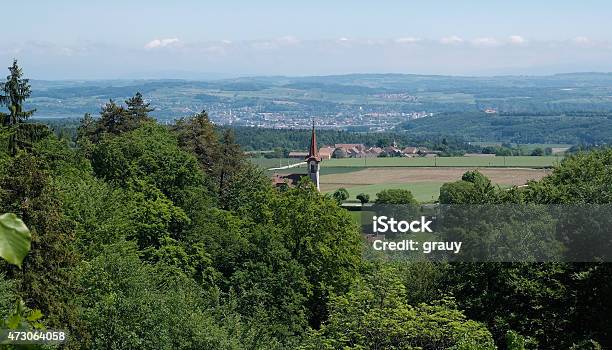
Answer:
0;60;37;155
173;110;219;175
125;92;154;121
78;93;154;144
98;99;127;135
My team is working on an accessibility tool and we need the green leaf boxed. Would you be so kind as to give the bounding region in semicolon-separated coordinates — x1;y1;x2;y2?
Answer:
0;213;32;267
6;313;21;329
26;309;43;322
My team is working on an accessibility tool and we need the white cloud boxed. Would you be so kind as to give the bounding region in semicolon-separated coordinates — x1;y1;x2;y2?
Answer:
247;36;301;51
440;36;464;45
395;37;421;44
277;35;300;45
144;38;180;49
573;36;591;45
471;37;500;47
509;35;526;45
251;40;276;50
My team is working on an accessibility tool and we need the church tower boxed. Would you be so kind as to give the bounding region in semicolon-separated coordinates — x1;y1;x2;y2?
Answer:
306;121;321;191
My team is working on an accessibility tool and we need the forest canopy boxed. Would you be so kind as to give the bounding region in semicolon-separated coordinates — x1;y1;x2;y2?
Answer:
0;61;611;349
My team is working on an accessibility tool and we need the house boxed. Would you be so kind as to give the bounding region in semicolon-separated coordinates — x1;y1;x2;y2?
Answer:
331;143;367;158
403;146;418;154
346;147;362;158
363;147;383;158
381;146;402;157
288;151;309;158
319;146;334;160
334;143;366;152
271;173;304;187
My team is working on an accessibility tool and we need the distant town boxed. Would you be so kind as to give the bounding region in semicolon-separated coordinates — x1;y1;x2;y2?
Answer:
288;143;440;159
216;109;432;130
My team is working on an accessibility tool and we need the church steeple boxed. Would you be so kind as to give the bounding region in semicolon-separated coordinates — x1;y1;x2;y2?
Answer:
306;120;321;191
307;120;321;161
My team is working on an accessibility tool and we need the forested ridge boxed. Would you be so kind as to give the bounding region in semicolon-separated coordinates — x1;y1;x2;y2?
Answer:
1;61;611;349
400;111;612;145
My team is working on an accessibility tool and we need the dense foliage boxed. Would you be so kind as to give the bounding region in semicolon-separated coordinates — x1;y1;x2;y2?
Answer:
1;62;611;349
233;126;479;155
400;112;612;145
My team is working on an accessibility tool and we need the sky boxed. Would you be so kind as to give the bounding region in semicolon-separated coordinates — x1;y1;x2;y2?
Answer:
4;0;612;79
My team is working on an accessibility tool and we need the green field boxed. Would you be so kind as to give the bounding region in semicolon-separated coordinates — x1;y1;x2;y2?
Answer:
469;142;572;150
253;156;555;204
251;156;563;169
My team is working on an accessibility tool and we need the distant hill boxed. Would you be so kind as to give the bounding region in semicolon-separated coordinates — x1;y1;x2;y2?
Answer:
28;73;612;144
399;112;612;144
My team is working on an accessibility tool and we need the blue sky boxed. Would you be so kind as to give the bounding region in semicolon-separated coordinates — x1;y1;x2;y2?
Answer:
5;1;612;79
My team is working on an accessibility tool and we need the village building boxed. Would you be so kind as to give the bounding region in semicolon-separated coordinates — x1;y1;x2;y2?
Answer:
334;143;366;151
318;146;334;160
272;122;322;191
288;151;309;158
363;147;383;158
381;145;402;157
305;122;321;190
402;146;418;156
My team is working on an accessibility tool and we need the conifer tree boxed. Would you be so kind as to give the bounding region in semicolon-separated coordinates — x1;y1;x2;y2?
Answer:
0;60;37;155
125;92;154;121
173;110;219;175
97;99;127;135
217;128;244;208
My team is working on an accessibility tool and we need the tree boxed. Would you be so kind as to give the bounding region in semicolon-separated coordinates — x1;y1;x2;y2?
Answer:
0;60;40;155
97;99;129;135
525;148;612;204
376;137;391;148
331;148;346;159
91;123;205;206
74;241;275;350
439;170;497;204
375;188;417;205
299;265;495;349
79;93;155;143
125;91;154;120
271;180;362;328
332;188;349;204
356;192;370;205
0;152;80;330
217;128;244;208
173;110;219;175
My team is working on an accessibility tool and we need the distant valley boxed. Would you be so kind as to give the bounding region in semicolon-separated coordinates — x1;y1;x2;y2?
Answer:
30;73;612;144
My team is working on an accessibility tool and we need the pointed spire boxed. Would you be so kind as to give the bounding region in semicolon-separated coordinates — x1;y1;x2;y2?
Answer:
307;119;320;161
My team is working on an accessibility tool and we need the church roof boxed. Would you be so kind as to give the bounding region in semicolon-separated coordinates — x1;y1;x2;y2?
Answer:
306;121;321;162
272;173;304;187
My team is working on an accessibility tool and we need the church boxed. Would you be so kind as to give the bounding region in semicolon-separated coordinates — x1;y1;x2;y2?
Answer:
271;122;321;191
